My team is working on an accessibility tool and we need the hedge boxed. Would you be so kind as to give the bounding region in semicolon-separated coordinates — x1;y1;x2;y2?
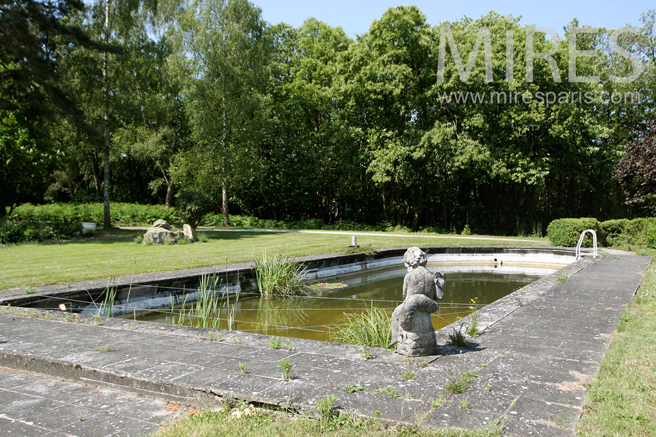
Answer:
10;203;181;226
601;218;656;249
546;218;602;247
547;217;656;249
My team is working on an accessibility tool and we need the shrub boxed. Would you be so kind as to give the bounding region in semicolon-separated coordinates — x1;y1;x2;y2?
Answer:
0;214;80;244
600;219;630;245
546;218;602;247
175;191;213;229
10;203;180;226
601;217;656;249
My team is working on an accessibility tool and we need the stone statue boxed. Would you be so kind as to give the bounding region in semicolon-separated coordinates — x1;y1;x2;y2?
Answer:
389;247;445;356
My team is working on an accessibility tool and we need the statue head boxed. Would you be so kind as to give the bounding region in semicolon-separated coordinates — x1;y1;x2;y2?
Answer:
403;246;427;269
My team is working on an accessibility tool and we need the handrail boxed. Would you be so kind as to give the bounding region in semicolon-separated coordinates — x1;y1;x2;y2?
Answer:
576;229;598;260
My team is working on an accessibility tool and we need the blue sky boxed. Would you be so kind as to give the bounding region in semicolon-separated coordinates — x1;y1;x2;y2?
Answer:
252;0;654;38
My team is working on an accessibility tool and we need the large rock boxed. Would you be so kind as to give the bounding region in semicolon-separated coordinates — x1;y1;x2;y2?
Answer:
142;220;193;245
152;219;172;230
182;224;196;241
143;227;174;245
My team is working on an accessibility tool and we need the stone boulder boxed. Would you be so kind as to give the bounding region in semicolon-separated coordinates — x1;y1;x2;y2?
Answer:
153;219;172;230
182;224;196;242
142;220;194;245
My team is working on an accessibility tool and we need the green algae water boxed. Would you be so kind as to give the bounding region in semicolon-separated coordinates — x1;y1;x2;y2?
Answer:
137;264;554;342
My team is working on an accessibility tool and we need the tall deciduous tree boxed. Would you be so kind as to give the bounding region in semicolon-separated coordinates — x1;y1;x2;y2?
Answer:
173;0;269;226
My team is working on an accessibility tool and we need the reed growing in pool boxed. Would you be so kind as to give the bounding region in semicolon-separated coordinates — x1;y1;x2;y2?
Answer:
253;252;308;298
167;274;239;330
332;304;393;349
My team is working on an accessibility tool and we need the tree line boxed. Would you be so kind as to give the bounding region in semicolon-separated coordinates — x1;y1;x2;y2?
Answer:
1;0;655;235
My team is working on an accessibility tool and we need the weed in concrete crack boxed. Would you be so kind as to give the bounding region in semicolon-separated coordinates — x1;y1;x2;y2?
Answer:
445;369;478;395
429;396;444;409
94;343;114;352
269;337;282;349
237;362;246;373
466;314;479;337
344;385;365;393
557;274;569;283
359;347;374;360
377;387;400;398
447;325;468;347
458;398;471;408
280;359;294;380
401;370;416;380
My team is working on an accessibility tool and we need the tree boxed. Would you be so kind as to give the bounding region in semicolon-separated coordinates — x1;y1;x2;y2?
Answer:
615;119;656;213
344;6;443;229
0;0;104;214
172;0;270;226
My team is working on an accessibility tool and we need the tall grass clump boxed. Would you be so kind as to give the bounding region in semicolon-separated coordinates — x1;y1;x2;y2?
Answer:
333;305;392;348
100;278;118;317
169;274;239;330
253;253;307;298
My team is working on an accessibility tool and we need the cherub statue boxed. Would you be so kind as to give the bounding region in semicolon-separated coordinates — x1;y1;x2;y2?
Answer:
389;247;445;356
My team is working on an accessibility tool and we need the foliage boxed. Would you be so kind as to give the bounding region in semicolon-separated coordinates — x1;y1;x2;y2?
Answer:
253;252;307;298
332;305;392;349
546;218;602;247
615;119;656;213
546;217;656;249
151;407;503;437
279;359;294;380
601;217;656;249
2;5;656;236
316;395;338;420
175;191;213;229
172;0;270;226
10;202;180;225
0;213;80;244
447;326;469;347
466;315;479;337
444;370;478;395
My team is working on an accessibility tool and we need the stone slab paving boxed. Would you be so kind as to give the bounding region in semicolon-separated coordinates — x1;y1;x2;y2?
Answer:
0;254;651;436
0;367;190;436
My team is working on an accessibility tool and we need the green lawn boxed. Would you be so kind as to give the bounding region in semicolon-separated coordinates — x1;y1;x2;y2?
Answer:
0;229;548;290
577;249;656;436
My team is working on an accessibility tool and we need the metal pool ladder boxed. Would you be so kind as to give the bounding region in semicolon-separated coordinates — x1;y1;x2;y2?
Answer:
576;229;598;260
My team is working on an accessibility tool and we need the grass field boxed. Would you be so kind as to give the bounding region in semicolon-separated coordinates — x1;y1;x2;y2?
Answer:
577;249;656;436
0;228;548;290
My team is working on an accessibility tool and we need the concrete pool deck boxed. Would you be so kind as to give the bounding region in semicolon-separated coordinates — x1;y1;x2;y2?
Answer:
0;253;651;436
